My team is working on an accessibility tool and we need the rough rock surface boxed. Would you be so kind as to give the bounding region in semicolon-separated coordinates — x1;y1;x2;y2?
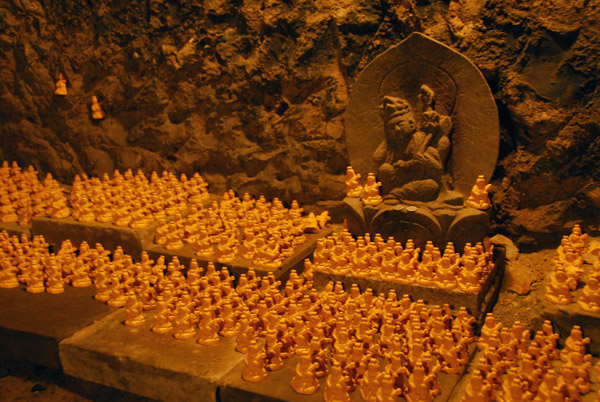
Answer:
0;0;599;250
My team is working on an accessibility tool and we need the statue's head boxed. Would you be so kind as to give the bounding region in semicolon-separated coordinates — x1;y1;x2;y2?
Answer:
380;96;416;141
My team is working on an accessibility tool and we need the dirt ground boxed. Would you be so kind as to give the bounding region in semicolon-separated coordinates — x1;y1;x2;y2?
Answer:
491;247;556;328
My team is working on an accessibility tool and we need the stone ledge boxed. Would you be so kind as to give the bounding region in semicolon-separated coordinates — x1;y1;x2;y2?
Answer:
145;229;332;282
60;309;244;402
31;216;160;258
313;247;505;324
0;221;31;240
219;344;476;402
0;285;114;369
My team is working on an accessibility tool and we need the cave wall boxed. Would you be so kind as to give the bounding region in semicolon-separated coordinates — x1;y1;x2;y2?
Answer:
0;0;599;249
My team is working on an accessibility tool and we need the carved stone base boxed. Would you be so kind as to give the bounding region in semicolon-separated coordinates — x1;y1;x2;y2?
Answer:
341;197;491;251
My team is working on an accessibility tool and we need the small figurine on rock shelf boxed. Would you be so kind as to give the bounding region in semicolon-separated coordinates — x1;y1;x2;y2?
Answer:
345;166;363;198
466;175;492;210
91;96;106;120
362;173;383;207
54;73;68;96
544;267;573;306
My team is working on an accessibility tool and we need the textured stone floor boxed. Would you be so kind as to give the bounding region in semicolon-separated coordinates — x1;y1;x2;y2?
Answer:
0;360;149;402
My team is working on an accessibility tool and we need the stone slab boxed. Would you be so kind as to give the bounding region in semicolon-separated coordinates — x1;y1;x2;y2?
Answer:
219;347;475;402
0;221;32;240
145;229;332;283
538;284;600;356
31;216;161;258
60;308;245;402
0;285;114;369
313;247;505;324
449;350;600;401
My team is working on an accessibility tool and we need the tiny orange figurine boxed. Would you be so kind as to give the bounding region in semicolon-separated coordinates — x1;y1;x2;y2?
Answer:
54;73;68;96
91;95;106;120
466;175;492;209
362;173;383;206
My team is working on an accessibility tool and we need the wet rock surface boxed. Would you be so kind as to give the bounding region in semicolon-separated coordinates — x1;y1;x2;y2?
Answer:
0;0;599;249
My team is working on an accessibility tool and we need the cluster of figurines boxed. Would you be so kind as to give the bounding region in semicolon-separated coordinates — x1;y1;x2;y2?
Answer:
0;231;476;401
155;192;329;269
345;165;492;210
238;280;477;402
345;167;383;206
0;161;70;226
312;231;495;293
114;259;477;401
70;169;210;229
545;224;600;313
0;231;103;293
53;74;106;120
464;315;600;401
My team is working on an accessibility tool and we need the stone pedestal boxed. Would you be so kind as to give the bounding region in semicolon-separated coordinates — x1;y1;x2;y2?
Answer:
145;229;331;283
0;285;114;369
31;216;161;258
219;344;477;402
313;247;505;324
342;197;491;251
538;276;600;356
0;221;31;240
60;309;244;402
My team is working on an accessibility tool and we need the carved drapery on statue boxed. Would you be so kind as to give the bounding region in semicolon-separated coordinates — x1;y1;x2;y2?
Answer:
342;33;499;249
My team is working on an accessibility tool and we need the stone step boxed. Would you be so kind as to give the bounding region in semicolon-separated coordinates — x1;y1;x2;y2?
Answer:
0;285;114;369
59;309;244;402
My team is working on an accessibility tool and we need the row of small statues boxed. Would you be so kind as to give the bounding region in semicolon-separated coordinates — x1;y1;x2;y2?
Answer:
0;161;214;229
0;161;70;226
545;224;600;313
70;169;209;229
123;272;479;402
53;73;105;120
0;230;478;401
0;232;116;294
465;314;599;402
345;165;491;209
313;231;494;293
155;194;329;268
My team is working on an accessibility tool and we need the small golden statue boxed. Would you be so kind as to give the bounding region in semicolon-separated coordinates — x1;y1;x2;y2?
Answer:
54;73;68;96
91;96;106;120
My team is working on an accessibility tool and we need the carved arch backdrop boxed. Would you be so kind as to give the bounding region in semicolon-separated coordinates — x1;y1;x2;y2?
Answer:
345;33;500;199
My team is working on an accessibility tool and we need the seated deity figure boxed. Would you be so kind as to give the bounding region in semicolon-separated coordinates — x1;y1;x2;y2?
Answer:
373;85;452;202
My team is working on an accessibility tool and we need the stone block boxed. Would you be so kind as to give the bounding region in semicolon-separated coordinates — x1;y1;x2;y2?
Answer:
145;229;331;283
0;285;114;369
0;221;31;240
219;348;475;402
31;216;160;258
313;247;505;324
60;309;244;402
